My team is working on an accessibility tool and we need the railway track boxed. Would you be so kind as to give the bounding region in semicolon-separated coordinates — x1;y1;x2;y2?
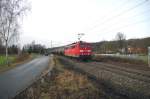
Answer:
58;56;150;99
60;56;150;83
83;62;150;83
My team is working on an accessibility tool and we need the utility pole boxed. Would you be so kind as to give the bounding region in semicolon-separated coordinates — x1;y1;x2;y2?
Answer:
77;33;84;41
51;40;52;48
148;47;150;67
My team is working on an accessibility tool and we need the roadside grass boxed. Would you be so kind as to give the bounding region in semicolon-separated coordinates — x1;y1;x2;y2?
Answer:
0;53;37;72
0;55;16;66
48;56;103;99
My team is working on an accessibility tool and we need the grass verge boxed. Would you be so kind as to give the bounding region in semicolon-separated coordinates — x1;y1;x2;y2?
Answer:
0;53;37;73
0;55;16;65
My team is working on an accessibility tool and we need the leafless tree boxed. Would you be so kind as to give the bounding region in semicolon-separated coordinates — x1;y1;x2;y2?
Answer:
0;38;2;45
115;32;126;53
0;0;30;64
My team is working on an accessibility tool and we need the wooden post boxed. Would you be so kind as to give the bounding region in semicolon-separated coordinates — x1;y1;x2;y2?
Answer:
148;47;150;67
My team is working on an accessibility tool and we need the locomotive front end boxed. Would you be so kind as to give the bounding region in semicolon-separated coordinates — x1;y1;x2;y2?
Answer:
78;41;92;60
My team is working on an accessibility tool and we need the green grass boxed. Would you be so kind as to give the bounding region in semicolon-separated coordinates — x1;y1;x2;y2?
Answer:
0;53;39;72
0;55;16;66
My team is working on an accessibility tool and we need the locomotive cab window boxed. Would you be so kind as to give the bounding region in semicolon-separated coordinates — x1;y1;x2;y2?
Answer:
80;43;90;48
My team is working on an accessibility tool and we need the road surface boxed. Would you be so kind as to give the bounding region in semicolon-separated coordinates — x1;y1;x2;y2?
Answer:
0;56;50;99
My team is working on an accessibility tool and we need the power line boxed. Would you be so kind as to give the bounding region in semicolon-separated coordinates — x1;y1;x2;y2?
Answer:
95;7;150;33
85;0;131;33
87;0;149;33
103;17;150;34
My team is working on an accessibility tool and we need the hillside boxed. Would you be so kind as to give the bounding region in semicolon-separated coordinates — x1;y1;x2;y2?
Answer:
91;37;150;54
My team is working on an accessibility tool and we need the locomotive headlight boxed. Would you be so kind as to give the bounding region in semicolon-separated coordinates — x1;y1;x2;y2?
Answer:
80;50;84;52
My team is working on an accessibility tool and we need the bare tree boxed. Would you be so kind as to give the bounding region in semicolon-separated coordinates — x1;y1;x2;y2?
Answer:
0;0;30;64
115;32;126;53
0;38;2;45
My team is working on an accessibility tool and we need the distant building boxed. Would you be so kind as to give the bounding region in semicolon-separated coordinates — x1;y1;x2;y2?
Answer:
127;46;147;54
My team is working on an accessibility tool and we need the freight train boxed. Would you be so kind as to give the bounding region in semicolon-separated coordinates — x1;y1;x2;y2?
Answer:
51;41;92;60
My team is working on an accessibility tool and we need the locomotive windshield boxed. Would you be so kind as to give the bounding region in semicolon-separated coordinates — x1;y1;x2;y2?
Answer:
79;43;91;48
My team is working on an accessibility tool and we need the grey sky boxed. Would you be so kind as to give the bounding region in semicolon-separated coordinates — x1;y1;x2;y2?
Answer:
20;0;150;47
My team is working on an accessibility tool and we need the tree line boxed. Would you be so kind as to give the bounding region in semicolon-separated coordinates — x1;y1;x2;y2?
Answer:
92;33;150;54
0;40;46;55
0;44;18;55
22;41;46;54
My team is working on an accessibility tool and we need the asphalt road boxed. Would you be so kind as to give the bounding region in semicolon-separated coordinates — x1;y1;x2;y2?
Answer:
0;56;50;99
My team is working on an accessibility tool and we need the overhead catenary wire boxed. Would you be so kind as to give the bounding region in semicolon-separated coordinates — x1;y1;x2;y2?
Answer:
86;0;149;33
85;0;131;33
95;7;150;33
103;17;150;35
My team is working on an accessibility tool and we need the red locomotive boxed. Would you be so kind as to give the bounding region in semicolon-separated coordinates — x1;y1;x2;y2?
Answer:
64;41;92;59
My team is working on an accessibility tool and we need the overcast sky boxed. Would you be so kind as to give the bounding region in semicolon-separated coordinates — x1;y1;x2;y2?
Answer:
20;0;150;47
